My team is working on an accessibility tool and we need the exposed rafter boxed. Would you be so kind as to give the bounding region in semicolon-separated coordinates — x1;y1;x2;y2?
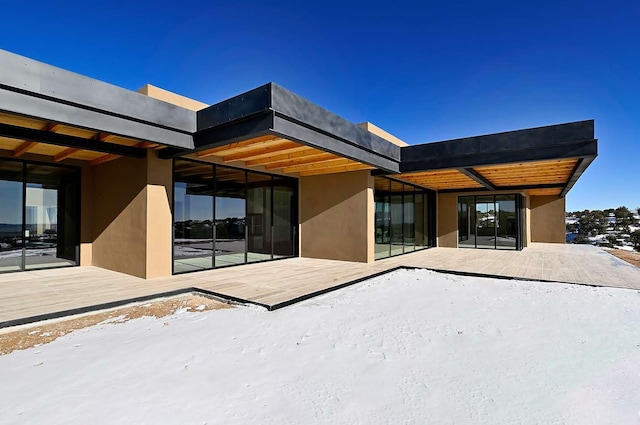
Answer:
13;141;38;157
457;168;497;191
0;123;147;158
54;147;79;162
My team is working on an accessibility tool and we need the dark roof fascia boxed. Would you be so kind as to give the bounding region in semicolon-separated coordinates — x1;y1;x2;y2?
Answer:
194;83;401;173
560;155;597;197
400;120;597;173
0;49;195;149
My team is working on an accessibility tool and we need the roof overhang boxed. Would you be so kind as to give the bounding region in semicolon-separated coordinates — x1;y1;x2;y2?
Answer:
397;120;597;197
160;83;401;173
0;49;195;149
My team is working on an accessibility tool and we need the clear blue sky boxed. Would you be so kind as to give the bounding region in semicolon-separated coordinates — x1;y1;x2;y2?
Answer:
1;0;638;211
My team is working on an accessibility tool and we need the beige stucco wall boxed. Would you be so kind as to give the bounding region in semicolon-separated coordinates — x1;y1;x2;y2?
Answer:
299;170;374;262
436;193;459;248
529;195;566;243
357;122;408;147
88;152;173;278
137;84;208;111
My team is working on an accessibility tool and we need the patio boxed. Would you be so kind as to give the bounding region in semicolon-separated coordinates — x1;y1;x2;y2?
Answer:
1;243;638;328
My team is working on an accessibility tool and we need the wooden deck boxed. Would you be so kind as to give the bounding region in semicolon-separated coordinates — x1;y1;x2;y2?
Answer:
1;243;639;328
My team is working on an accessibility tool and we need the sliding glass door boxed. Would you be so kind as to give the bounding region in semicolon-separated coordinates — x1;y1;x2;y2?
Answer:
457;194;521;250
0;160;79;273
173;159;298;274
374;176;436;259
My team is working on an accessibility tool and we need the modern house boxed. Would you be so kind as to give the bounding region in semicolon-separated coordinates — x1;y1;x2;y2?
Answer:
0;49;598;279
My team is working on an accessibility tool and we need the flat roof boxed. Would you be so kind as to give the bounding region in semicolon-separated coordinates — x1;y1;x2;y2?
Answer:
0;48;597;194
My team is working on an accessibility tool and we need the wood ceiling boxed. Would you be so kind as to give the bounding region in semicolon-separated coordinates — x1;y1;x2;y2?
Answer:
188;134;374;177
395;158;578;196
0;112;161;165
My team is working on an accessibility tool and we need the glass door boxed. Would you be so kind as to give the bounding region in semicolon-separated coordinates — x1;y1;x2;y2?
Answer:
475;196;496;249
458;195;520;250
495;195;517;249
0;161;24;272
24;163;79;270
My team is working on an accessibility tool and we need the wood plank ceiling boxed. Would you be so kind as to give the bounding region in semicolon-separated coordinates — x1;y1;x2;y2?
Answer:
0;112;162;165
396;158;579;196
187;134;374;177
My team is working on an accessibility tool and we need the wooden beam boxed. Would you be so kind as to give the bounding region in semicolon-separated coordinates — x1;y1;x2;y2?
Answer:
91;154;121;166
222;144;307;163
281;158;357;174
246;149;328;167
298;164;373;176
221;141;301;163
263;153;336;170
196;136;279;158
54;147;79;162
0;123;146;158
13;141;37;157
92;132;113;142
457;168;497;191
45;123;62;132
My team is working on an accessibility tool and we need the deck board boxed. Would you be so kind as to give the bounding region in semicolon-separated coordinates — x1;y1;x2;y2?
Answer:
1;243;639;327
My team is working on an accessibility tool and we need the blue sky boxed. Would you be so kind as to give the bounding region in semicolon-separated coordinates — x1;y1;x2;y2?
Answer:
1;0;638;211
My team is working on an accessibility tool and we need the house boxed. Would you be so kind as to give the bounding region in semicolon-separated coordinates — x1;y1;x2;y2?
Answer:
0;49;598;278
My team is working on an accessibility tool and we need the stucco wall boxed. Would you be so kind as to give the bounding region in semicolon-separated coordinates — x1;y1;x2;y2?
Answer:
530;195;566;243
145;153;173;278
90;156;148;278
299;170;373;262
436;193;459;248
89;152;173;278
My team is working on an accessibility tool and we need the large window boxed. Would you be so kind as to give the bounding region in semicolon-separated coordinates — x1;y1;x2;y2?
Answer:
374;176;435;259
173;159;297;274
458;194;522;250
0;159;80;273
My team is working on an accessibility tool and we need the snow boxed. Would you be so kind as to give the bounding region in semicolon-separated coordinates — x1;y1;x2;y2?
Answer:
2;269;640;424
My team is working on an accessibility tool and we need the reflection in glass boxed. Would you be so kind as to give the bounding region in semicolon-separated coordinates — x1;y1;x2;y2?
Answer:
273;177;296;257
373;176;433;259
0;161;24;272
458;195;519;250
496;195;517;249
374;177;391;259
24;163;79;270
403;185;415;251
458;196;475;248
247;172;272;263
215;166;246;267
173;160;214;273
475;196;495;249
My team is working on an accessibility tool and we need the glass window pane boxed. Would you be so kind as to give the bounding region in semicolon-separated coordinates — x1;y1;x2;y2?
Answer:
272;176;296;258
173;160;214;273
414;192;426;249
374;177;391;259
403;185;415;252
0;161;24;272
215;166;246;267
496;195;517;250
389;179;404;256
25;163;79;270
247;172;272;263
458;196;475;248
475;196;495;249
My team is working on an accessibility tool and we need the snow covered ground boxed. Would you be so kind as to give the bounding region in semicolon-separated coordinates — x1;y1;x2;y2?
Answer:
2;269;640;424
